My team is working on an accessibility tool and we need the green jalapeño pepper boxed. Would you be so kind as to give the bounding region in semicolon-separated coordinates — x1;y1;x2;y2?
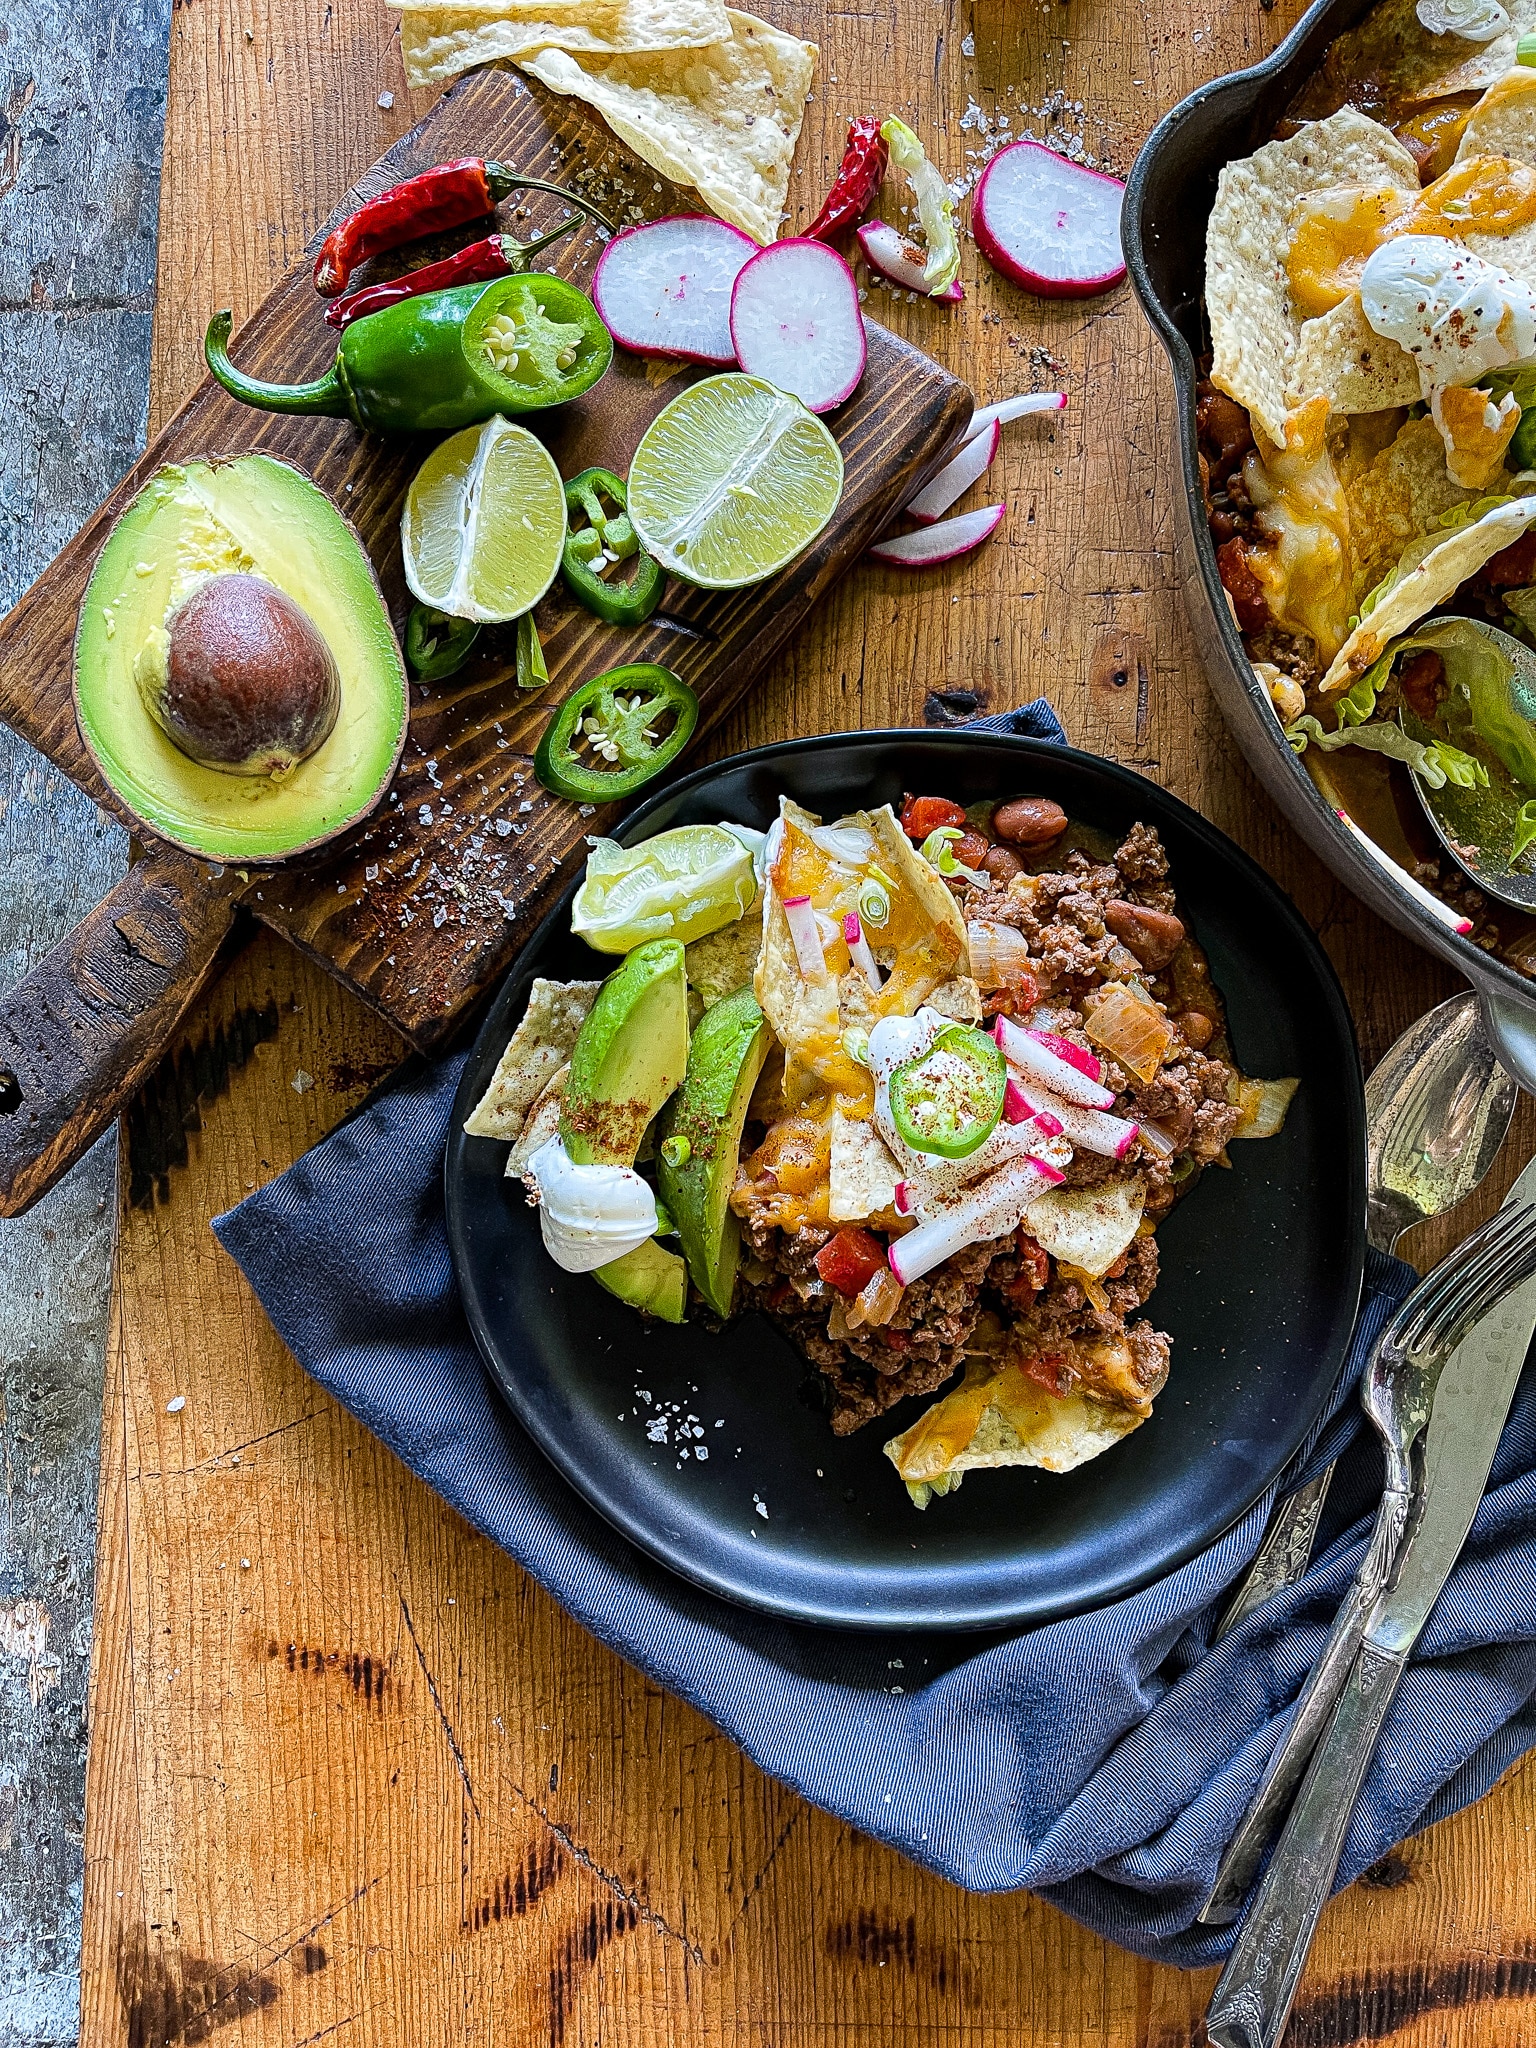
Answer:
560;467;663;626
204;273;613;434
405;601;480;681
887;1024;1006;1159
535;662;699;803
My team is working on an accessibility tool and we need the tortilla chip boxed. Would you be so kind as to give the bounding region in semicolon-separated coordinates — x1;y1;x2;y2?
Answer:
506;1066;568;1176
519;11;817;246
1206;108;1421;446
1288;292;1421;417
685;902;762;1007
1346;416;1486;600
884;1353;1144;1506
1023;1177;1146;1279
1454;67;1536;284
1321;495;1536;691
860;802;970;963
398;0;732;85
926;976;983;1023
463;977;600;1139
829;1108;900;1223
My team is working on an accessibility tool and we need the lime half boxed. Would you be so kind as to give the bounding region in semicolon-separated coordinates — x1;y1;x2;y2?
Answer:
401;415;566;623
627;373;844;590
572;825;758;952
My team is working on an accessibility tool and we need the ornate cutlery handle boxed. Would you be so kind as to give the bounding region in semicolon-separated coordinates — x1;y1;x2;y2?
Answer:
1215;1466;1336;1641
1200;1479;1409;1924
1205;1643;1406;2048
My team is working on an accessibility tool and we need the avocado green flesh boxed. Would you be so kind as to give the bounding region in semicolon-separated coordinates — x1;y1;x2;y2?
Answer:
561;940;690;1167
658;986;771;1320
593;1238;687;1323
74;454;407;862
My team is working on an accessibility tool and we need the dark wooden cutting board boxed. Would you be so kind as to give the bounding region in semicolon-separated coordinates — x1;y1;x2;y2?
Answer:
0;62;970;1216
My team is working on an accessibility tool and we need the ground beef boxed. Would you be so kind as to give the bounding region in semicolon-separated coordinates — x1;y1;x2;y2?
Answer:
1247;625;1321;691
735;818;1253;1437
742;1233;1005;1434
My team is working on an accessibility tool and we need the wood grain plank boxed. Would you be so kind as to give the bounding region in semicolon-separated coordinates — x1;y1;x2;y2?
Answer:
77;0;1536;2042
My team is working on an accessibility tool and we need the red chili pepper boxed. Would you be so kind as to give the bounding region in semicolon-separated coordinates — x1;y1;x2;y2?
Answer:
313;163;612;299
324;216;597;329
900;793;967;840
814;1226;889;1298
806;117;888;242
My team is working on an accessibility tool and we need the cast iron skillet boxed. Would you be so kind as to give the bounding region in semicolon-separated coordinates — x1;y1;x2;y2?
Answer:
1123;4;1536;1092
445;730;1365;1632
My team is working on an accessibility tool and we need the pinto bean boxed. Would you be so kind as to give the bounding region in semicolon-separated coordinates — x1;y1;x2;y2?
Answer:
980;843;1024;885
1104;900;1186;970
992;796;1068;847
1177;1008;1215;1050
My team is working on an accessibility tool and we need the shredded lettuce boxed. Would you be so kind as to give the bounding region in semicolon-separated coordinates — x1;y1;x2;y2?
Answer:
880;119;960;294
1285;713;1488;788
1436;493;1518;532
1516;801;1536;859
1482;367;1536;412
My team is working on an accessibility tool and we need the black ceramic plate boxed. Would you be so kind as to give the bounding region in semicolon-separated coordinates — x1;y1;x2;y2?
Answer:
446;731;1366;1631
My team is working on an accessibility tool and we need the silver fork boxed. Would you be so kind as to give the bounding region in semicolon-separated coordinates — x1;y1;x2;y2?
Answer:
1199;1194;1536;1925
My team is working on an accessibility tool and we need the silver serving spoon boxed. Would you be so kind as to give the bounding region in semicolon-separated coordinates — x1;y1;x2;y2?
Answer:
1215;989;1516;1639
1404;615;1536;912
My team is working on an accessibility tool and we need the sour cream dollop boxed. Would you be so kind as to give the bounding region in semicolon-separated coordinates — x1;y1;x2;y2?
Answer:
524;1135;657;1273
1360;235;1536;395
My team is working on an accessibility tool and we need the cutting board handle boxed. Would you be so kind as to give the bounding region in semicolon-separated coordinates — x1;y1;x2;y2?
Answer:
0;850;241;1217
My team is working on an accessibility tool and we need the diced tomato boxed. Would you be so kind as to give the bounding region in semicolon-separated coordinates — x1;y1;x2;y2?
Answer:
765;1278;796;1311
953;829;993;869
1103;1250;1129;1281
982;969;1042;1021
1023;1349;1074;1397
814;1225;889;1297
882;1328;912;1351
1016;1231;1050;1293
1215;538;1270;634
900;794;967;840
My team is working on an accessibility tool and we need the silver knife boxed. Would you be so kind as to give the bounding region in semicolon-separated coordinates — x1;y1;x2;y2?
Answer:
1206;1153;1536;2048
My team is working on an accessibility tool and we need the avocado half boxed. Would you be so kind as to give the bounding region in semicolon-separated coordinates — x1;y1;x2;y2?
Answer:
74;452;409;863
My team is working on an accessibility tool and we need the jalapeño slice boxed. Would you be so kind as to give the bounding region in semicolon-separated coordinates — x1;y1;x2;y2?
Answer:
534;661;700;804
887;1024;1006;1159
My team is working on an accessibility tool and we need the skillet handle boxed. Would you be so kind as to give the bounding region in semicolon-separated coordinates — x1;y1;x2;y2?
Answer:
0;849;243;1217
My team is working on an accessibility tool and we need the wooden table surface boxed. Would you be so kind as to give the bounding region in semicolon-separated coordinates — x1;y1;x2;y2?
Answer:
69;0;1536;2042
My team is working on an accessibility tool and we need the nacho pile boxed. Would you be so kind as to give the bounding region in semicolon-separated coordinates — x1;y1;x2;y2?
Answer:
1201;9;1536;963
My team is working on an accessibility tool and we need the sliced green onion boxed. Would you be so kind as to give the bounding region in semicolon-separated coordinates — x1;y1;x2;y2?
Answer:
918;824;964;873
842;1025;872;1067
857;875;891;927
660;1134;691;1169
1519;30;1536;59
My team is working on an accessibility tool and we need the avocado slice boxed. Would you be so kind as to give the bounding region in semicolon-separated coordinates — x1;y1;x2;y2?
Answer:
561;939;691;1321
657;986;772;1320
74;453;408;863
561;940;690;1166
593;1238;688;1322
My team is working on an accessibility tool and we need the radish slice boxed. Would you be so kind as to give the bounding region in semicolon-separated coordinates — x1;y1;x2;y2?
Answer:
856;221;965;302
973;141;1127;300
592;214;756;363
781;894;827;981
1007;1078;1139;1160
729;238;866;413
843;911;882;990
1028;1030;1103;1084
888;1156;1064;1286
867;502;1005;567
904;419;1000;523
963;392;1067;443
993;1015;1115;1108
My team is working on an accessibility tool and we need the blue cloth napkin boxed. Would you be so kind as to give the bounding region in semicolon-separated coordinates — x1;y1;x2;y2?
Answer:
213;704;1536;1967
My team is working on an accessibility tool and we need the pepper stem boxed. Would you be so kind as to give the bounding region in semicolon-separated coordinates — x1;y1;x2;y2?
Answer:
482;168;616;237
203;311;351;420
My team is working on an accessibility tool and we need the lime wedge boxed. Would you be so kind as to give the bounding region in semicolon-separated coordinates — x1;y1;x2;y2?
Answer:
626;373;844;590
401;415;566;623
572;826;758;952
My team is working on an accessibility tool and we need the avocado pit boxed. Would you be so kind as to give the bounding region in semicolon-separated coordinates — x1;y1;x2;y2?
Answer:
156;571;341;778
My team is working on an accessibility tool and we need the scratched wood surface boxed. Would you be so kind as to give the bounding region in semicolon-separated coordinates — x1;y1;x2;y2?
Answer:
77;0;1536;2044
